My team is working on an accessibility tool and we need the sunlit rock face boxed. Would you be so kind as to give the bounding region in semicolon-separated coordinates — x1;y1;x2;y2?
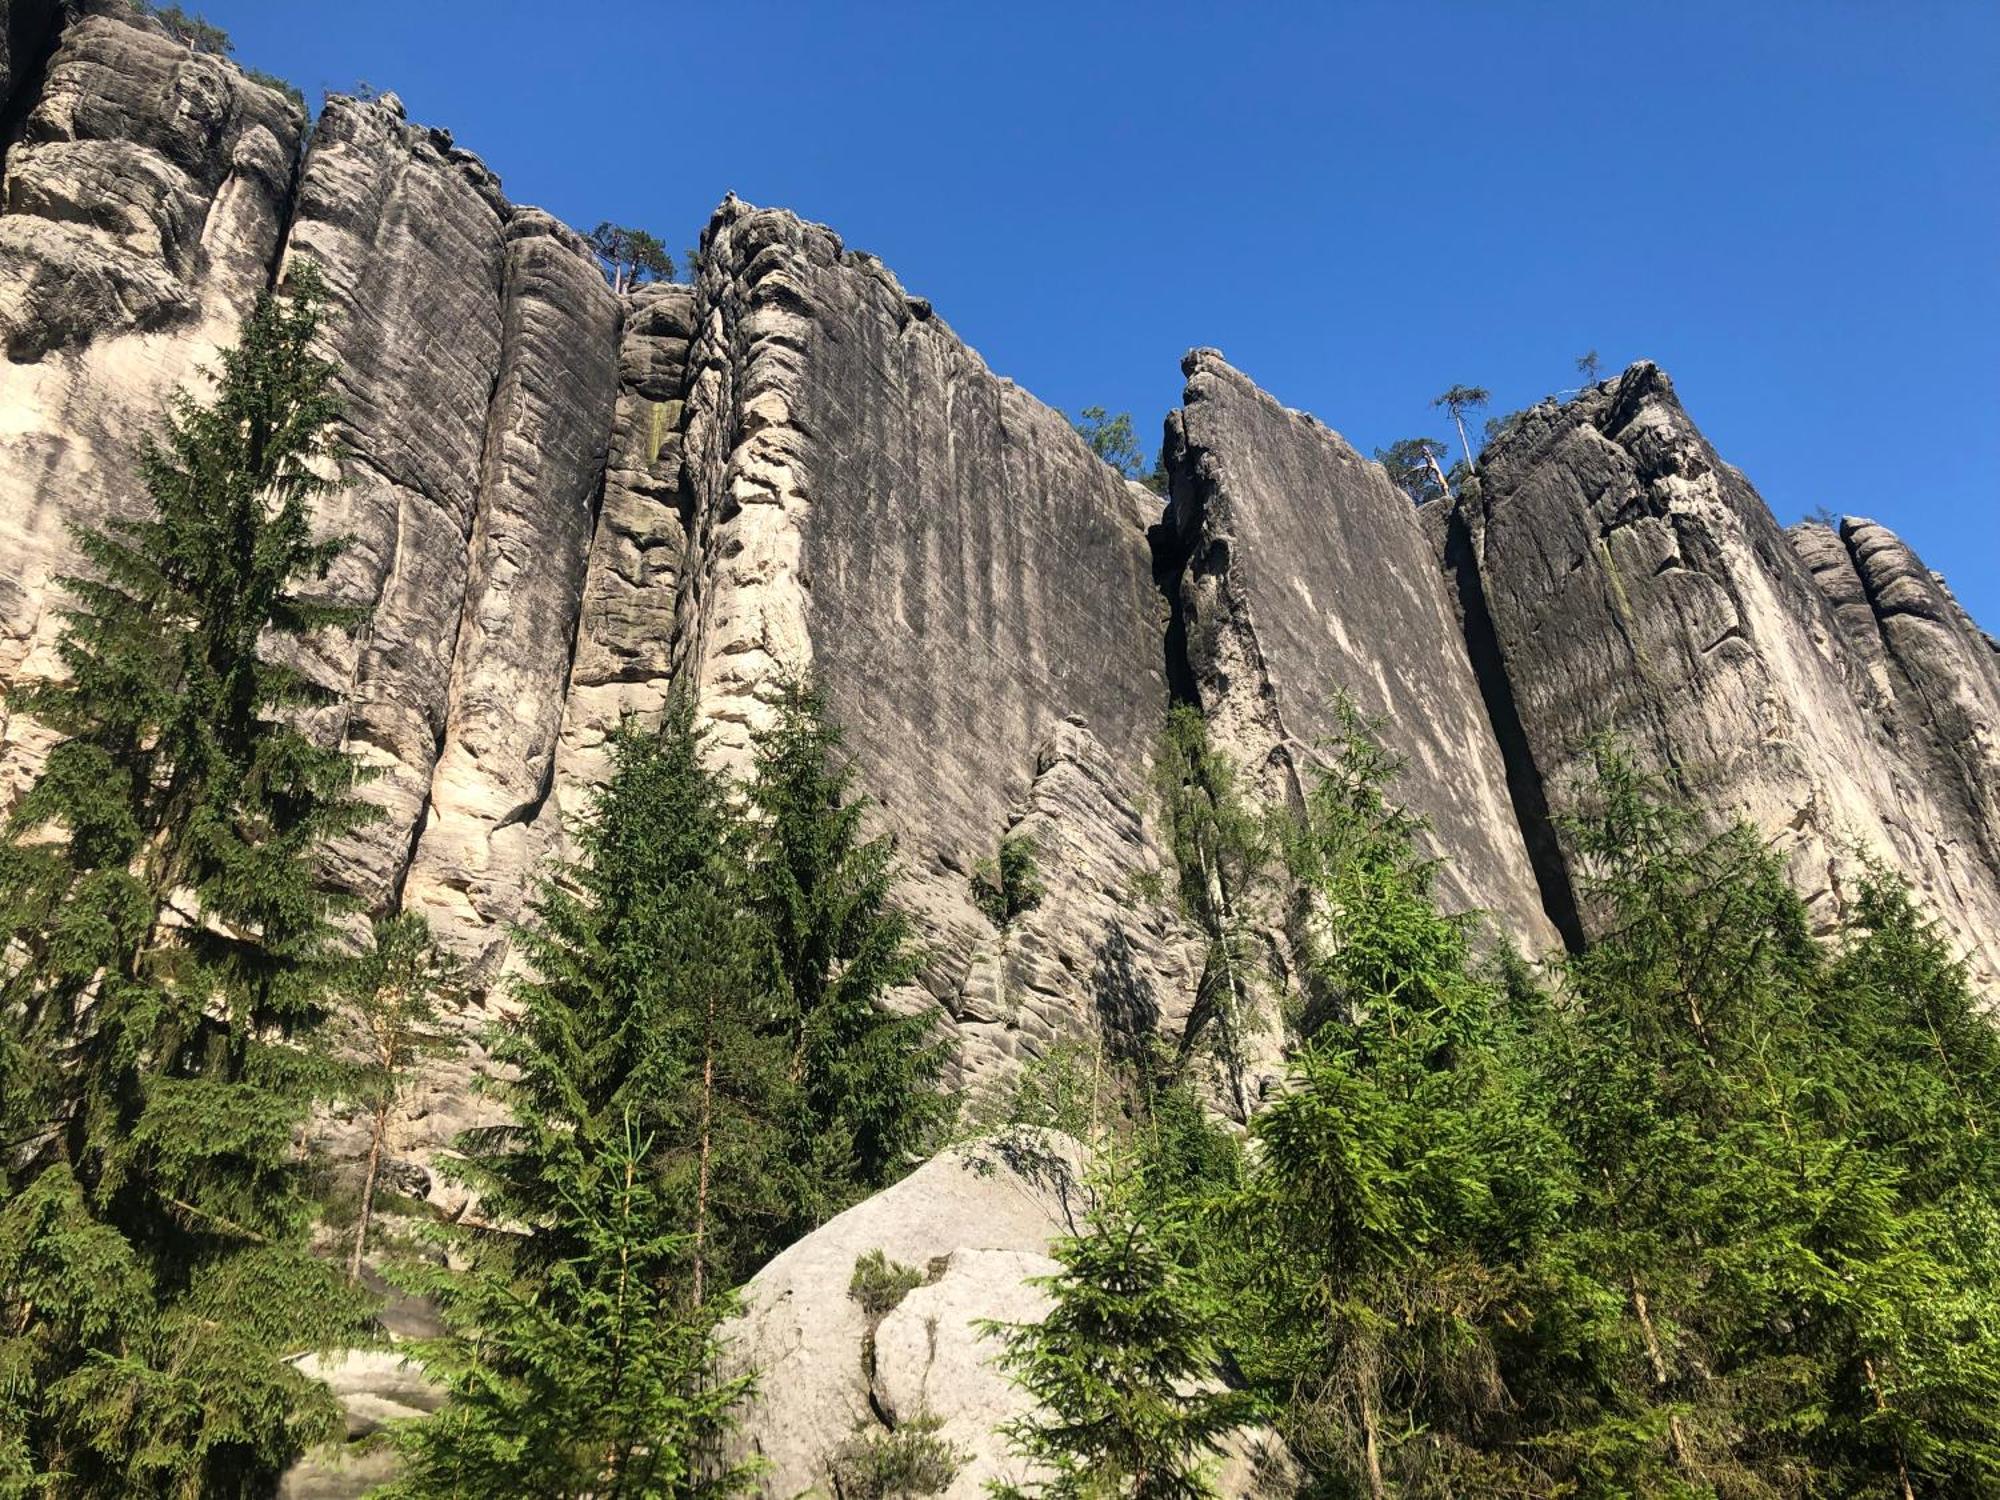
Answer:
1159;348;1563;956
5;3;1997;1167
0;2;304;801
1448;363;2000;991
669;197;1197;1099
4;9;1999;1496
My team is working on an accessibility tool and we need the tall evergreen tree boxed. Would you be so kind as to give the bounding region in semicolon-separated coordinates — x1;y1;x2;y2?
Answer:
0;262;376;1497
989;1175;1258;1500
746;676;947;1228
379;1116;753;1500
1212;716;1576;1497
380;707;779;1495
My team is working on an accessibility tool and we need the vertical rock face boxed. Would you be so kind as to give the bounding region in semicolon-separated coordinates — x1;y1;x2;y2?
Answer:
0;1;303;797
1453;364;2000;988
278;92;511;905
1160;350;1562;954
540;280;698;831
397;208;620;962
670;199;1194;1088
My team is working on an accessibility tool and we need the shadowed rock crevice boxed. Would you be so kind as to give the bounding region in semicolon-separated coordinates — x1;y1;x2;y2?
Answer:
1440;497;1586;951
0;0;62;170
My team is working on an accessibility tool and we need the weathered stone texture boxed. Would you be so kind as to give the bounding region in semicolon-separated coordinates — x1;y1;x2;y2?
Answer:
951;719;1201;1091
399;208;620;964
278;91;510;906
672;200;1193;1087
0;4;304;799
1160;350;1562;954
722;1132;1294;1498
1456;363;2000;988
538;280;697;837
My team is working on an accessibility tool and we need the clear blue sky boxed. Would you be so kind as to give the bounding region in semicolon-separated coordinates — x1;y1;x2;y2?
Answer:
206;1;1997;630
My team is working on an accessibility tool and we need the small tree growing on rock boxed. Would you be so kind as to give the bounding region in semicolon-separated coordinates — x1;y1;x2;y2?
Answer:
1373;436;1454;506
1431;383;1491;474
987;1179;1257;1498
339;910;462;1282
587;222;675;293
973;833;1045;926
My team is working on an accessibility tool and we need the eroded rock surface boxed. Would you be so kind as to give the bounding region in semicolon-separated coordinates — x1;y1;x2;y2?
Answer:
1452;363;2000;988
670;199;1198;1090
723;1132;1293;1499
1160;350;1563;955
0;1;302;797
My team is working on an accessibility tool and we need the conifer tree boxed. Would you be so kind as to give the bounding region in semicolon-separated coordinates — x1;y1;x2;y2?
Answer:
989;1176;1257;1499
0;262;376;1496
480;705;792;1297
379;1116;754;1500
380;708;779;1493
1214;715;1574;1496
746;677;947;1228
337;911;461;1282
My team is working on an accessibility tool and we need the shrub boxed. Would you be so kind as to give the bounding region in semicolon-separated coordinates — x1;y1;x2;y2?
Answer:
972;833;1043;925
827;1413;962;1499
849;1249;924;1319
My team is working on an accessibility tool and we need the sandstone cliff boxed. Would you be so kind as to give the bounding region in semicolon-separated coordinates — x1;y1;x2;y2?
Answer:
4;8;1998;1494
1445;364;2000;988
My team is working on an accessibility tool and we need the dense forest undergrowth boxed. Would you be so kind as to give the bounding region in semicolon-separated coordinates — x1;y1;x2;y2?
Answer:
3;270;1997;1500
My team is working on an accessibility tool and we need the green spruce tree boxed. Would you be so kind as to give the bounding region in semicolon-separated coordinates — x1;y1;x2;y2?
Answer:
337;911;462;1283
0;262;376;1497
988;1174;1258;1499
380;706;780;1494
378;1116;753;1500
746;677;948;1228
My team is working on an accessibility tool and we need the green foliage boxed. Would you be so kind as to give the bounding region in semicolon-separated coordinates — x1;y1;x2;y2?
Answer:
0;263;378;1495
336;912;461;1279
587;221;675;292
1209;711;1571;1494
469;702;789;1296
850;1248;925;1320
1072;406;1166;494
1373;436;1451;506
384;682;947;1487
377;1116;754;1500
749;677;949;1223
1152;706;1269;1116
828;1412;963;1499
136;1;232;54
972;832;1044;926
1431;382;1491;472
1106;714;2000;1497
988;1173;1259;1499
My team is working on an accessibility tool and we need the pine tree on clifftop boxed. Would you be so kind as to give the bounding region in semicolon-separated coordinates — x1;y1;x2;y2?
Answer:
0;263;377;1497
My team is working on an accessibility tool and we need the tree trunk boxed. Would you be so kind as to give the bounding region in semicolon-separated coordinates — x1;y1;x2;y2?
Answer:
348;1098;389;1283
1422;446;1453;502
1359;1385;1388;1500
1863;1356;1917;1500
1630;1277;1693;1469
692;989;718;1310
